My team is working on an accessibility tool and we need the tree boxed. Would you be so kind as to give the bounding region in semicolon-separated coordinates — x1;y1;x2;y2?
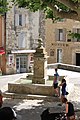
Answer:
0;0;80;21
0;0;80;39
0;0;9;15
13;0;80;39
12;0;80;21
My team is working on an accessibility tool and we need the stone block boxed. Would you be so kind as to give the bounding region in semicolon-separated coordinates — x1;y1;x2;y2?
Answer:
8;83;60;96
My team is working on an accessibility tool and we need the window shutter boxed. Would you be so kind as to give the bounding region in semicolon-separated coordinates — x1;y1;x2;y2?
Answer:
63;28;66;41
15;14;19;26
26;15;29;24
22;33;26;47
55;29;59;41
18;33;21;48
22;14;26;26
18;33;26;48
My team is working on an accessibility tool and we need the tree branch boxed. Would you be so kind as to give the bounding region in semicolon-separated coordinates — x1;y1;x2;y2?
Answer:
56;11;79;21
41;0;79;11
48;3;80;21
56;0;78;11
41;0;80;21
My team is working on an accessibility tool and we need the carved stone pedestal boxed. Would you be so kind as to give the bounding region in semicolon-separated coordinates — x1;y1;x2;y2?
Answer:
32;38;47;84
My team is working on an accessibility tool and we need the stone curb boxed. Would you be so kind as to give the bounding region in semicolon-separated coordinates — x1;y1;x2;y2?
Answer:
3;92;60;102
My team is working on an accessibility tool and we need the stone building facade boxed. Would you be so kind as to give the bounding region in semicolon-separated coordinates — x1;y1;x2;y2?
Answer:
6;3;45;74
45;19;80;66
0;15;6;75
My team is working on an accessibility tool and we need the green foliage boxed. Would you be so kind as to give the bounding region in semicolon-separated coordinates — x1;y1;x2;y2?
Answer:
13;0;80;38
44;7;53;19
0;0;79;16
0;0;79;14
13;0;75;21
13;0;42;11
0;0;9;14
0;0;79;39
44;7;61;22
72;0;79;2
68;31;80;40
54;0;69;12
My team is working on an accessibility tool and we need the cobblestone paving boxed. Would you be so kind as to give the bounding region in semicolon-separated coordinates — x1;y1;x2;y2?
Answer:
68;85;80;102
3;98;65;120
2;96;80;120
1;72;80;119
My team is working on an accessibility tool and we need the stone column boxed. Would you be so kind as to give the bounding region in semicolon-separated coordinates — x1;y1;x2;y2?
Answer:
32;38;47;84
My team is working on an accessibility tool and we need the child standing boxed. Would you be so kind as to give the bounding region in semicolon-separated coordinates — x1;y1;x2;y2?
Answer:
58;78;67;106
59;78;67;100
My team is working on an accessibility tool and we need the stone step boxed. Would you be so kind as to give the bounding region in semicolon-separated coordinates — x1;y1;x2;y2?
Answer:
3;92;60;102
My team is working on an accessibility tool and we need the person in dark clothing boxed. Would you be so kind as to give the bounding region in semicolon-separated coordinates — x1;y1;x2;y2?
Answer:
59;79;67;101
62;98;75;120
41;108;65;120
53;68;60;97
0;107;17;120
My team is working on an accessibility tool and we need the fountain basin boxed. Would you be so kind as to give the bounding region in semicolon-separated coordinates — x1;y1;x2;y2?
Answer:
8;82;55;96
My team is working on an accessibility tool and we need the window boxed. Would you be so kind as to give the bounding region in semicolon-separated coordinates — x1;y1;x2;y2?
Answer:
20;57;26;68
55;28;66;41
72;28;80;42
19;14;22;26
57;49;62;63
15;14;26;26
59;29;63;41
76;29;80;41
18;32;26;48
9;54;14;65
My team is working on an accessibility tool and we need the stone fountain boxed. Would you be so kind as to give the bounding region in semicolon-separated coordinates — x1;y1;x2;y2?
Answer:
5;38;55;98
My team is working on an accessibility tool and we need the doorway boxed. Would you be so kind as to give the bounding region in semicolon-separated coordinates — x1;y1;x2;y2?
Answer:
76;53;80;66
16;56;27;73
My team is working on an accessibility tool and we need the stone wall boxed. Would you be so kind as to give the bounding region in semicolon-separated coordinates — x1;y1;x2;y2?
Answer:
6;3;45;74
39;11;45;46
45;19;80;65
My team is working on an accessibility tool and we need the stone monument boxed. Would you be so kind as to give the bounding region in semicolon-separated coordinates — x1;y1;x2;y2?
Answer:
7;38;55;96
32;38;47;84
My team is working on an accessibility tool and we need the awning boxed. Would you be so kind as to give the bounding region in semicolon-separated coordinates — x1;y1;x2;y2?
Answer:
0;47;5;55
11;50;36;54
